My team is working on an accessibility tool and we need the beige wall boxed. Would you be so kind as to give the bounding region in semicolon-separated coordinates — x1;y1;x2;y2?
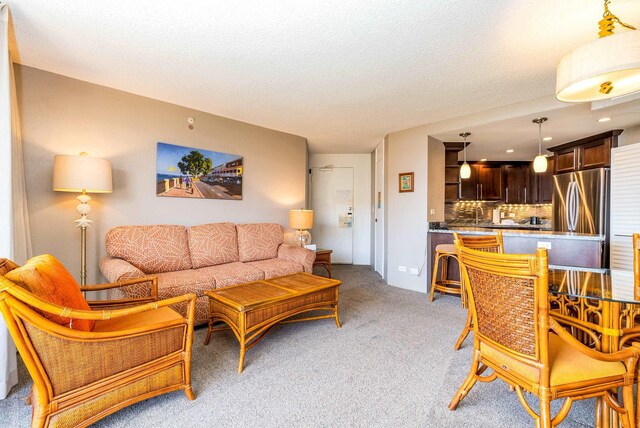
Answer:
427;136;445;222
15;65;308;283
385;125;429;292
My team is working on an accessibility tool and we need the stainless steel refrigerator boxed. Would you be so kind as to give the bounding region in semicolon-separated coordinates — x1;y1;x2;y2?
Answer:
552;168;609;266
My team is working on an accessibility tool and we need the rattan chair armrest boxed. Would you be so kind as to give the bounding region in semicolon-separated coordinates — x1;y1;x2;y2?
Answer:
550;318;640;362
4;281;195;321
81;276;158;294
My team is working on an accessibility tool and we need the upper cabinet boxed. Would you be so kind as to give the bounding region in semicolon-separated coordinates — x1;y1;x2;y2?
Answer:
531;157;554;204
548;130;622;174
458;163;502;200
503;164;530;204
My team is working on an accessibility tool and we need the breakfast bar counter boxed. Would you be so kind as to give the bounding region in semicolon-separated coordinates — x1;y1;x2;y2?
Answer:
428;227;606;285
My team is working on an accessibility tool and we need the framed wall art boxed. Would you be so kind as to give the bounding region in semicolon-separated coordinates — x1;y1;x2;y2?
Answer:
156;142;243;200
399;172;414;193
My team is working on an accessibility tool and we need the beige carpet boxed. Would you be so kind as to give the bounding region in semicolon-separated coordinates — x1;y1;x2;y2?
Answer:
1;265;596;427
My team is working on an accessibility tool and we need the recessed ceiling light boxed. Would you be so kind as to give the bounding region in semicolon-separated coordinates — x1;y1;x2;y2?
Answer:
598;117;612;122
543;136;553;141
480;158;487;161
506;149;514;153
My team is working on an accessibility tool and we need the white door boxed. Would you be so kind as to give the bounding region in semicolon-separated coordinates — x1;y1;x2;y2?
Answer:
374;145;385;276
311;167;354;264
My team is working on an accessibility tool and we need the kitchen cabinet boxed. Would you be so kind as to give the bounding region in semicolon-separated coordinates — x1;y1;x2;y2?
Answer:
549;130;622;173
458;163;502;200
531;157;554;204
503;163;530;204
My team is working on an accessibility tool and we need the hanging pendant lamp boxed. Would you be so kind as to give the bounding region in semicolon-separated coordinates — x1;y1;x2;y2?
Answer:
556;0;640;102
532;117;548;173
459;132;471;179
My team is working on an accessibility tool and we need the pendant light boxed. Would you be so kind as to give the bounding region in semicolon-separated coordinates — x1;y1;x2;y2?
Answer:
459;132;471;179
556;0;640;102
532;117;548;173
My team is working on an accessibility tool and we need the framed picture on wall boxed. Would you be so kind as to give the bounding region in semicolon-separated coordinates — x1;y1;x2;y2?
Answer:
399;172;414;193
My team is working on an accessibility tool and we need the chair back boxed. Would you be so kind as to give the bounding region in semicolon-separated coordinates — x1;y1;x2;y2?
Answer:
456;245;550;369
634;233;640;286
453;231;504;253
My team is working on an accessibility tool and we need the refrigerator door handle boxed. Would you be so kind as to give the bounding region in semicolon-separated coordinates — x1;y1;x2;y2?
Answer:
565;182;573;231
571;182;580;231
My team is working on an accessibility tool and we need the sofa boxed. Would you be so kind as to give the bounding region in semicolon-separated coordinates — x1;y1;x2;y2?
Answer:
100;222;316;325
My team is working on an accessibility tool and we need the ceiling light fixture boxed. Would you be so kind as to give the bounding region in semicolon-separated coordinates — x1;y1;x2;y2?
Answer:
556;0;640;102
598;117;612;122
543;136;553;141
532;117;549;173
506;149;514;153
459;132;471;180
480;158;487;162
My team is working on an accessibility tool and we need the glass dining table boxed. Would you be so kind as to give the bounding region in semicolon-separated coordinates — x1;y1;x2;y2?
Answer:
549;268;639;354
548;268;638;428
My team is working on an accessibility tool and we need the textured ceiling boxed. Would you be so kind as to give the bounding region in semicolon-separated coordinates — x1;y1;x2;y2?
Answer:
8;1;640;153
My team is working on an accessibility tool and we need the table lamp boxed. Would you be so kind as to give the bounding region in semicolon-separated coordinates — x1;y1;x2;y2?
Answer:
53;152;112;285
289;209;313;247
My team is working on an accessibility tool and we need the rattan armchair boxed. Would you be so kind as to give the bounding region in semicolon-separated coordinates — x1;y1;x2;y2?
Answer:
449;246;640;427
452;231;503;351
0;258;196;428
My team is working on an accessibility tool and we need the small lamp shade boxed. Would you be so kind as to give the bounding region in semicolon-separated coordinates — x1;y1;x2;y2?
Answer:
289;209;313;230
53;153;113;193
533;155;548;173
460;162;471;180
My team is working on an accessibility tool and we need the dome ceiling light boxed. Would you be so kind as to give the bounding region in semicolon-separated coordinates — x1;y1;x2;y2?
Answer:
556;0;640;103
532;117;549;173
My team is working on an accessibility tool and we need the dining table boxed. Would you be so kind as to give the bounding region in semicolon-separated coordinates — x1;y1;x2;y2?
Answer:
548;267;638;428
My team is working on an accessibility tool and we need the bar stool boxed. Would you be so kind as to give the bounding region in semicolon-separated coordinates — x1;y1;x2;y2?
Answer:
429;244;464;306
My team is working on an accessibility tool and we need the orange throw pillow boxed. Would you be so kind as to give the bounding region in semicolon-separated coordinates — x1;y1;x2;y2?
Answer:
5;254;94;331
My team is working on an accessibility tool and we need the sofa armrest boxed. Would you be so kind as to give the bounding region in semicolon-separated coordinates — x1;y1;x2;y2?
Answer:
99;257;155;302
277;244;316;273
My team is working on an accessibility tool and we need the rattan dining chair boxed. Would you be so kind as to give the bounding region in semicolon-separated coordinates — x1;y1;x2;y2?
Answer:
0;257;197;428
449;246;640;428
452;231;503;351
634;233;640;286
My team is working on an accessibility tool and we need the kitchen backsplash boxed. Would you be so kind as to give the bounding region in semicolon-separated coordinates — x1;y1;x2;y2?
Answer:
445;201;552;224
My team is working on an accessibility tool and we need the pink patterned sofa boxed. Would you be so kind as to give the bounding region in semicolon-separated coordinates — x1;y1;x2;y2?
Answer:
100;223;316;325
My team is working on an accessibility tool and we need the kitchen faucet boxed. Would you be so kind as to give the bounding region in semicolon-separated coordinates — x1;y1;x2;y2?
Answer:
475;204;485;226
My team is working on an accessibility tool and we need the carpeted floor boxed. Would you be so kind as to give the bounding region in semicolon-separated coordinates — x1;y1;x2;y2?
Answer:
1;265;597;427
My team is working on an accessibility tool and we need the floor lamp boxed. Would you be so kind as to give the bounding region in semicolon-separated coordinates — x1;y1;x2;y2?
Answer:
53;152;112;286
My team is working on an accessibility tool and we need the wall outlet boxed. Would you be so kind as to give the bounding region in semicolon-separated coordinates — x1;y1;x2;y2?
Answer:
429;208;436;215
537;241;552;249
398;265;407;272
409;267;419;275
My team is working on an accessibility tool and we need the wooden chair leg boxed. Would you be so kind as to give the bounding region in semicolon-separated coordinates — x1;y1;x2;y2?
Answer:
429;253;441;302
449;355;480;410
538;398;552;428
454;309;473;351
620;384;634;428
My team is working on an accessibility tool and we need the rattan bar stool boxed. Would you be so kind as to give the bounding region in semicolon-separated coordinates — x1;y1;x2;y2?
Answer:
429;244;464;305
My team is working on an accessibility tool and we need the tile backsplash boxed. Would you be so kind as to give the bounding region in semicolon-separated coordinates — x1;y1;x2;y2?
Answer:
445;201;552;224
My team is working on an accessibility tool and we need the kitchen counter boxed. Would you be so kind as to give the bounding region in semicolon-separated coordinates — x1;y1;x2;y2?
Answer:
446;222;551;231
429;227;605;241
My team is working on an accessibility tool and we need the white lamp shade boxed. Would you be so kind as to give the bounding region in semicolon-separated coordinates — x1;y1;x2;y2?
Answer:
460;162;471;179
289;209;313;229
533;155;548;173
556;30;640;102
53;154;113;193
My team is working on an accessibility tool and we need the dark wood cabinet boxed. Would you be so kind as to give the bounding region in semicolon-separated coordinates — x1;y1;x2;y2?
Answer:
549;130;621;173
529;158;554;204
503;164;530;204
459;164;478;200
477;164;502;200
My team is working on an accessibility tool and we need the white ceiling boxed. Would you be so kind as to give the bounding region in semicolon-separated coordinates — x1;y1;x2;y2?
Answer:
8;1;640;153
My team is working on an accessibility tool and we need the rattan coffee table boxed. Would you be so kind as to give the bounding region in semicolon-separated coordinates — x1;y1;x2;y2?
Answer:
204;272;341;373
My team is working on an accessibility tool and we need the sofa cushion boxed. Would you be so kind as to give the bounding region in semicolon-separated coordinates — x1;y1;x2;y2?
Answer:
236;223;284;262
197;262;264;288
105;225;192;274
187;223;239;268
155;269;215;299
246;259;304;279
4;254;94;331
